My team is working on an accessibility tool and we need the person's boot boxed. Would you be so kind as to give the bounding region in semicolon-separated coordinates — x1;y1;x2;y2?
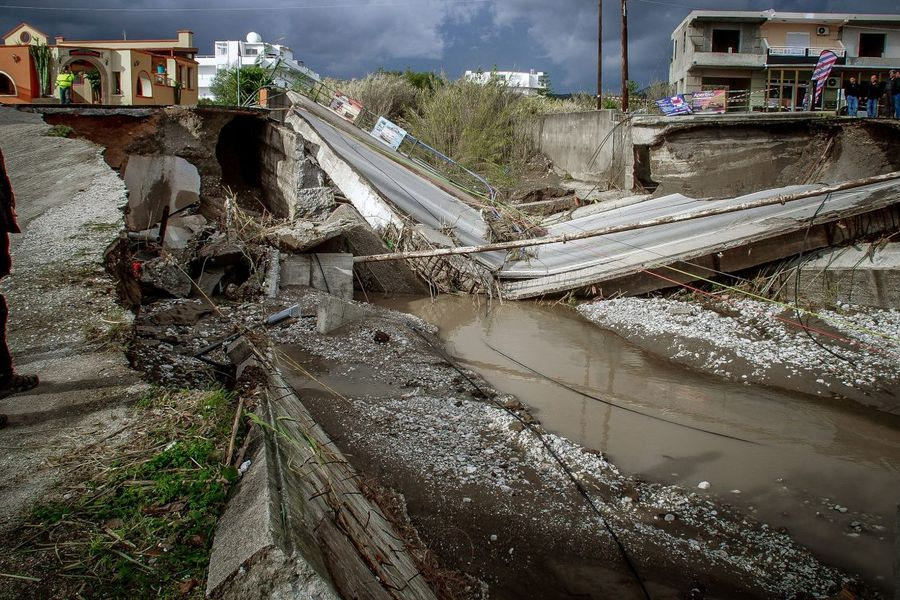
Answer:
0;373;38;400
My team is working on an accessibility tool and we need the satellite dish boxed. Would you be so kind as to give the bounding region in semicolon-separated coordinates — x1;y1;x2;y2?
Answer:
246;32;262;43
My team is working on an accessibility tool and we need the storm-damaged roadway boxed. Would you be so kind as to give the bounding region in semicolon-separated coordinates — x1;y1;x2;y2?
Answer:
289;95;900;299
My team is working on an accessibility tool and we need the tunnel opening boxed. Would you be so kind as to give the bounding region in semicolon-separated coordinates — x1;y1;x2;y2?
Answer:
216;115;265;192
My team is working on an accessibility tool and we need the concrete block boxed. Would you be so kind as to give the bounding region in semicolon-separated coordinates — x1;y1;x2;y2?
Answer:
205;440;339;600
281;253;353;300
293;187;335;220
316;295;374;334
123;155;200;231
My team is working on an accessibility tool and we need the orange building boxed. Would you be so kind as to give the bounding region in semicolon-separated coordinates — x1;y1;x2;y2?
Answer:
0;22;199;106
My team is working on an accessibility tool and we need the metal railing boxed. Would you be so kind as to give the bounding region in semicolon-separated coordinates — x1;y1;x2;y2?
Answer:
292;76;496;200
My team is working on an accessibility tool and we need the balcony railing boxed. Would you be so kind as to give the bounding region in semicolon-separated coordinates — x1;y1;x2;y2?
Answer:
767;46;846;58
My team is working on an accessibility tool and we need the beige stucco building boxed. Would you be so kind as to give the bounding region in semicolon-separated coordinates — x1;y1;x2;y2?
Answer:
0;22;199;106
669;11;900;111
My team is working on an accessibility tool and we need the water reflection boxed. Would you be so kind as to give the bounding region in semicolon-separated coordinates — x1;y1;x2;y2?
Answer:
372;294;900;588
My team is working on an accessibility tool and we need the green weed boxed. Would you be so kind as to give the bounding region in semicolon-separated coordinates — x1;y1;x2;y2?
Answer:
8;387;242;599
44;124;73;138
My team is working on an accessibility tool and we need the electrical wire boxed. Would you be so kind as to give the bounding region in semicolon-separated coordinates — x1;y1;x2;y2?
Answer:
483;340;759;444
0;0;494;11
408;326;653;600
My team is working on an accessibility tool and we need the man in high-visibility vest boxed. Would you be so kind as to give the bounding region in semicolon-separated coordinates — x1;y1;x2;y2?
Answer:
56;66;74;105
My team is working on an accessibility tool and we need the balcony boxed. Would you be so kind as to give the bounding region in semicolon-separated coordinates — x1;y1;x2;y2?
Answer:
765;45;846;65
690;51;766;69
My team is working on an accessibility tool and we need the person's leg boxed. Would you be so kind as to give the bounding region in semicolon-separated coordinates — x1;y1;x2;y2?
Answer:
894;93;900;119
848;96;857;116
866;99;875;117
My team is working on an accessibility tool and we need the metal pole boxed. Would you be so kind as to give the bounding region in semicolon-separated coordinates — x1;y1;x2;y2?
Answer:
597;0;603;110
621;0;629;112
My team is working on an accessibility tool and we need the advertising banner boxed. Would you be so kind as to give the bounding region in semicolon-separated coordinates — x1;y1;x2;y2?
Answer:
655;95;692;116
691;89;727;114
328;92;363;122
370;117;407;150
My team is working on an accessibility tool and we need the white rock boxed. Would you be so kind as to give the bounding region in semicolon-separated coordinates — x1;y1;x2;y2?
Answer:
697;481;711;490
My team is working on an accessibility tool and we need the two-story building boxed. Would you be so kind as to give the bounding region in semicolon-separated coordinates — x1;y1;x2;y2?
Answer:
196;32;320;101
0;21;199;105
669;10;900;111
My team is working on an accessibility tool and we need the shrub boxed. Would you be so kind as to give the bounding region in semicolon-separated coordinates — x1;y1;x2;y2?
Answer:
326;72;422;121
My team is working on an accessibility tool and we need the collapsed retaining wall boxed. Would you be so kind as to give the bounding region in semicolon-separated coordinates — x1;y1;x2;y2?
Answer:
526;110;900;198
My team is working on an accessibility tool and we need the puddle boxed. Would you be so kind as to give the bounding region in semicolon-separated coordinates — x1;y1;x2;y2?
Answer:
370;294;900;590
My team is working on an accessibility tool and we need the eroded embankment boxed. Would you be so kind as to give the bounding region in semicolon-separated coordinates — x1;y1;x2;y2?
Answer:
643;118;900;198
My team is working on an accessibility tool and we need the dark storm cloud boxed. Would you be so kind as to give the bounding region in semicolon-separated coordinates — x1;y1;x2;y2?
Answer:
1;0;898;92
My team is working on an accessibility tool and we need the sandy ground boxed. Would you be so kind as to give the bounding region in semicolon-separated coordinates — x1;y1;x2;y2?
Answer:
0;108;147;536
127;287;870;599
577;296;900;414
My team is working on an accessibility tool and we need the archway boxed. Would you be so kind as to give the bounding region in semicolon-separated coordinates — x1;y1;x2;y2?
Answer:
0;71;16;97
60;56;108;105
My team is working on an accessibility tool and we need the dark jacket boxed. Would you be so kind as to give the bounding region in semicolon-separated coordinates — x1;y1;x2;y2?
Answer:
888;76;900;96
865;80;885;100
843;81;862;98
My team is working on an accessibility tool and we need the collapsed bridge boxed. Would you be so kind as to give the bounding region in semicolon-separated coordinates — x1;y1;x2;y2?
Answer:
283;93;900;300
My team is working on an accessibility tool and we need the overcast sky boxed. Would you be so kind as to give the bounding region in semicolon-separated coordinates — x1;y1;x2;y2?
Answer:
2;0;899;93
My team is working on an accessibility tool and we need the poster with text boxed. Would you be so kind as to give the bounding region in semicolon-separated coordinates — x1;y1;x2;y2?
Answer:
691;89;727;114
328;92;363;122
655;95;692;116
370;117;407;150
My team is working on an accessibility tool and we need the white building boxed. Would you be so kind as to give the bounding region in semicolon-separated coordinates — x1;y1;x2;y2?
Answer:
464;69;548;95
197;32;320;100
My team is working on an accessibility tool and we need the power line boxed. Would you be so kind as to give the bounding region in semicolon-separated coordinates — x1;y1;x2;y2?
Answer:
0;0;494;11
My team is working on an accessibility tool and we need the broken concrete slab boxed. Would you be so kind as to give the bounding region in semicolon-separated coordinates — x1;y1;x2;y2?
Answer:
196;267;227;297
292;186;335;220
140;256;193;298
266;218;355;253
324;205;426;294
316;295;374;334
780;243;900;309
281;253;353;300
206;437;340;600
123;154;200;231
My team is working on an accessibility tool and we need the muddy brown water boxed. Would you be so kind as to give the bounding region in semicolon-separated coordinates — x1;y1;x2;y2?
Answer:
370;294;900;591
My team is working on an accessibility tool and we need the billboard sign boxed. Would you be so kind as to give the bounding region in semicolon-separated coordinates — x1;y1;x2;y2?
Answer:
691;89;727;114
369;117;407;150
655;94;692;116
328;92;363;122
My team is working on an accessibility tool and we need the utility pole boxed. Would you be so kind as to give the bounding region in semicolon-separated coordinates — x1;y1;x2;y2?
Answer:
621;0;629;111
597;0;603;109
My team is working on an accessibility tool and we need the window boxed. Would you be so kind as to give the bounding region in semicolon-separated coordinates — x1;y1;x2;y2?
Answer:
859;33;886;58
0;72;16;95
785;32;810;49
243;48;257;56
216;43;227;56
186;67;193;88
113;71;122;95
137;71;153;98
711;29;740;53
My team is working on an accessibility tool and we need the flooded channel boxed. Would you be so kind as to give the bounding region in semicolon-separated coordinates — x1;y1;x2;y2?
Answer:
370;294;900;591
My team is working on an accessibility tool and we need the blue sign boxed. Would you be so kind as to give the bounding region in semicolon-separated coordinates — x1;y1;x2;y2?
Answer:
655;95;693;116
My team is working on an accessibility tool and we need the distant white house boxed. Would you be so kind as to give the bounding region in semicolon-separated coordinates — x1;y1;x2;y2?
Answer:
197;32;320;100
463;69;548;95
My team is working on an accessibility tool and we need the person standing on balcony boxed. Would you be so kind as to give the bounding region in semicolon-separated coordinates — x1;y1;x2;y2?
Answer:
55;66;74;105
864;74;885;117
842;76;861;116
888;70;900;119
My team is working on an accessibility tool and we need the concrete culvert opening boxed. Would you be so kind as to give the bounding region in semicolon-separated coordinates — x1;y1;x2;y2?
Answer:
216;116;265;192
633;145;658;193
